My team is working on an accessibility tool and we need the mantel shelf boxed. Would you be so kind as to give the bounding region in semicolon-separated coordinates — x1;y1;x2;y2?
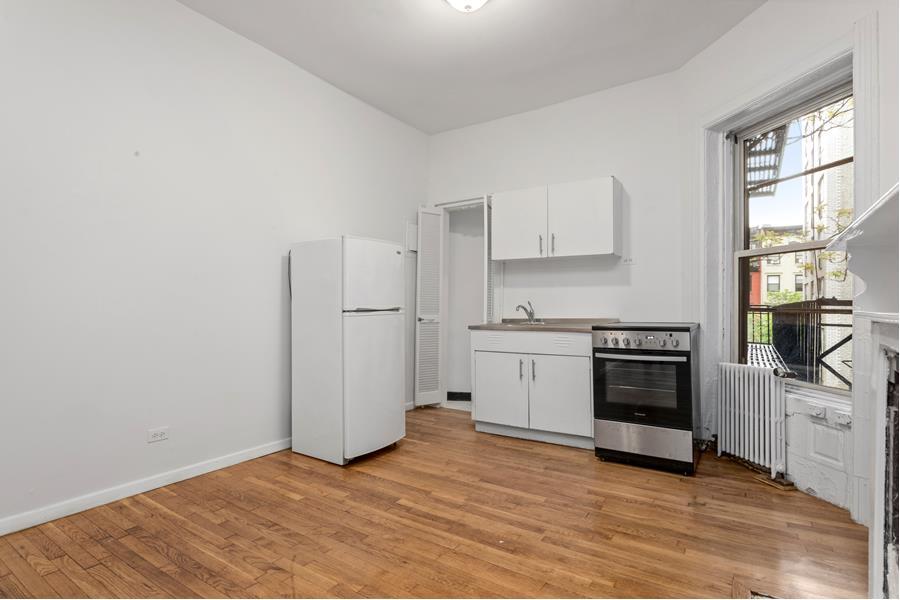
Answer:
827;183;898;251
827;182;898;315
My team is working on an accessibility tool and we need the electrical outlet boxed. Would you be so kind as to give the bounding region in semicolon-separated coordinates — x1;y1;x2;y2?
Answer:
147;426;169;444
622;257;635;265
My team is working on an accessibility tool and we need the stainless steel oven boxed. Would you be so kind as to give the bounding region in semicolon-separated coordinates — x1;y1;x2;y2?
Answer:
592;323;699;474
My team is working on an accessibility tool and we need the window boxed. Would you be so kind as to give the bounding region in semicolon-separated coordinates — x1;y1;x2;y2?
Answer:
735;90;854;390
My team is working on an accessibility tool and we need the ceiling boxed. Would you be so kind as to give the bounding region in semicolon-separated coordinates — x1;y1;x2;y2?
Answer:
179;0;764;133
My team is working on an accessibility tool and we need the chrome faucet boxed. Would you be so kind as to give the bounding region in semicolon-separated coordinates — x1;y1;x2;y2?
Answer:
515;301;537;324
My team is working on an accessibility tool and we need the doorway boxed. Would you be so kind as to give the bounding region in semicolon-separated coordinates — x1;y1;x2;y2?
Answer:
445;206;484;411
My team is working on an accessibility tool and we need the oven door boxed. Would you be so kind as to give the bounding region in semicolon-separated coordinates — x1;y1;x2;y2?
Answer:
593;349;693;430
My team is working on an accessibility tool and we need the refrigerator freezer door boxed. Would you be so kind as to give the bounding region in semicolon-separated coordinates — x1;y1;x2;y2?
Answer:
343;312;406;459
343;237;404;311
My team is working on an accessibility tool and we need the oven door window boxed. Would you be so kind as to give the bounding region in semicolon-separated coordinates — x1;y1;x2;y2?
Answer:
606;361;677;410
594;352;692;430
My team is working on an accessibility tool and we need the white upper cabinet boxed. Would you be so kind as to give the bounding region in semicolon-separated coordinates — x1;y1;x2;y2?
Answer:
490;177;621;261
490;186;548;260
548;177;621;257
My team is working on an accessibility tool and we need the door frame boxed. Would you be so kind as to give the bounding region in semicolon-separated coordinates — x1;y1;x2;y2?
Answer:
420;196;498;409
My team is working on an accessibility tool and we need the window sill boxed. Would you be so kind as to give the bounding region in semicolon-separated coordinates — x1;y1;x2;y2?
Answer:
785;379;852;409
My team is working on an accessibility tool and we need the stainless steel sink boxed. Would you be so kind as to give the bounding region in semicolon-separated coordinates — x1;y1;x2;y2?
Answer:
469;318;619;333
499;320;546;327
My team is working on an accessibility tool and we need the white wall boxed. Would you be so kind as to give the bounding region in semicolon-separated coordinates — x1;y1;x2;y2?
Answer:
446;208;484;393
0;0;426;530
427;0;898;438
429;73;684;323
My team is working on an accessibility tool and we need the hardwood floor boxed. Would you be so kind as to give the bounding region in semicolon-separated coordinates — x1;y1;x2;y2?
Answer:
0;408;867;598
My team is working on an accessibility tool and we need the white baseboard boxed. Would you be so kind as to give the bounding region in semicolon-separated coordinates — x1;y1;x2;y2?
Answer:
0;437;291;537
405;401;414;411
441;400;472;412
475;421;594;450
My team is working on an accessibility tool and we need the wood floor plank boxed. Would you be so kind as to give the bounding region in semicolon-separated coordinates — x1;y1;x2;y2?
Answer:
50;555;115;598
0;539;58;598
99;536;197;598
0;407;869;598
4;533;57;578
43;569;88;599
0;575;30;599
20;530;64;562
50;520;110;563
84;562;156;599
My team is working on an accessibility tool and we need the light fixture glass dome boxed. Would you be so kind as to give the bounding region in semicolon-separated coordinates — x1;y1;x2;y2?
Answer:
445;0;489;13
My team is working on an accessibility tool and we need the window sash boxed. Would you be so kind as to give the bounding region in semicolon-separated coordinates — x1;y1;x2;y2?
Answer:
733;85;854;253
734;239;828;260
728;81;855;390
745;155;853;195
730;82;852;142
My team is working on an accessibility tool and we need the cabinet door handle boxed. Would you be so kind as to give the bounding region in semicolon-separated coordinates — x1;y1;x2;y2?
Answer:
551;233;556;255
519;359;524;380
538;234;543;256
532;359;536;381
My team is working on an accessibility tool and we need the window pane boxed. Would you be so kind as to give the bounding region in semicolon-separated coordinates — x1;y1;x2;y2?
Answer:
747;161;854;249
745;96;854;249
741;249;853;390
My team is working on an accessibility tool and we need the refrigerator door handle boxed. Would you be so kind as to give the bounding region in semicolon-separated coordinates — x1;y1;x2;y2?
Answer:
287;253;292;299
346;307;402;313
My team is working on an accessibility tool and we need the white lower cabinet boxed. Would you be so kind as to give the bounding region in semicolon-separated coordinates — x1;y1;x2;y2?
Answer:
473;349;592;439
473;351;529;428
528;354;592;437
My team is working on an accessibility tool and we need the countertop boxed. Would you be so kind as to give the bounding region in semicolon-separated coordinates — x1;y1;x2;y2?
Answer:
468;318;619;333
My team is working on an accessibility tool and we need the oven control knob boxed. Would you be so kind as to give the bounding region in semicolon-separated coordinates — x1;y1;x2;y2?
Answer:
671;338;680;348
658;338;667;347
622;338;630;347
634;338;642;347
601;337;608;346
612;338;619;346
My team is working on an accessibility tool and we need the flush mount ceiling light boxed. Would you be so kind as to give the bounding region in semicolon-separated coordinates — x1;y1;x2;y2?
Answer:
445;0;489;13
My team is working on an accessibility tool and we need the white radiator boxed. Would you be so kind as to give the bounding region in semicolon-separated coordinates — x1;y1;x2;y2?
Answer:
717;363;786;479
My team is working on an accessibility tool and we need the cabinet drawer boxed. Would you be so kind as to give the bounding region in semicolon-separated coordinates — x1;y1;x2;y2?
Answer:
471;330;590;357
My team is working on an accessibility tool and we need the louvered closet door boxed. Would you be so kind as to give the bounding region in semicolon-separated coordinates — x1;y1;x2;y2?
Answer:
483;198;500;323
415;208;445;406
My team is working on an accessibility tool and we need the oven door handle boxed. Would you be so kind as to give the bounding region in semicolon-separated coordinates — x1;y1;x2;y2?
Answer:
594;353;687;363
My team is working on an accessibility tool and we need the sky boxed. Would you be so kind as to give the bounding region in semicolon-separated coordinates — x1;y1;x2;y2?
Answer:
748;120;803;228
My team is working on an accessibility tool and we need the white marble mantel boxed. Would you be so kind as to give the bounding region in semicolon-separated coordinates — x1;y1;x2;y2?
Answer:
831;183;899;598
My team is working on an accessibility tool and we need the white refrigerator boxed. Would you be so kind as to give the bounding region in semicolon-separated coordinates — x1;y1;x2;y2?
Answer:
289;236;406;465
